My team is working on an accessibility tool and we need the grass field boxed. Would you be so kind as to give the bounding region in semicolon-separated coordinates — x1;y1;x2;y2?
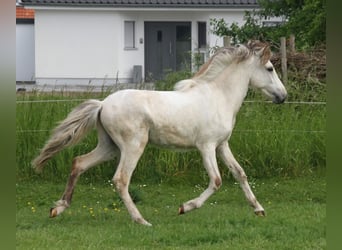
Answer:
16;76;326;249
16;176;326;249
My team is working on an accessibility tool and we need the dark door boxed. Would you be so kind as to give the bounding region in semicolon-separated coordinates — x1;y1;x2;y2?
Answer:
145;22;191;81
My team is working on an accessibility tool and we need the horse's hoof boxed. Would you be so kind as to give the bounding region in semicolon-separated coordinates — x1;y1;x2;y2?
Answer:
178;205;185;215
135;217;152;226
143;221;152;227
50;207;58;218
254;210;266;217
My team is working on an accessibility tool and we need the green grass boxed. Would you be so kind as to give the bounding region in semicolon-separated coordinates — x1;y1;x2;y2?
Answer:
16;62;326;249
16;88;326;183
16;176;326;249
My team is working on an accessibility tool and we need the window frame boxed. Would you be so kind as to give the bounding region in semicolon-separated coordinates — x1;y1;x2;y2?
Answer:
197;21;207;49
124;20;136;50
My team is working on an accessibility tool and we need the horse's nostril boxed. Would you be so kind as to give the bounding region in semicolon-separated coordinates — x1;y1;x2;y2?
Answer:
273;94;286;104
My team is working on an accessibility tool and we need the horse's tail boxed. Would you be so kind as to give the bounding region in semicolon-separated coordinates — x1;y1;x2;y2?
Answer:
32;99;103;172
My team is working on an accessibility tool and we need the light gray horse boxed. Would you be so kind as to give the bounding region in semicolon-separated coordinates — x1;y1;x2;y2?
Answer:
33;41;287;226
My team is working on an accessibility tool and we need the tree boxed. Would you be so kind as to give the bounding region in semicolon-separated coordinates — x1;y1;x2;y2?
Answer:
210;0;326;49
258;0;326;48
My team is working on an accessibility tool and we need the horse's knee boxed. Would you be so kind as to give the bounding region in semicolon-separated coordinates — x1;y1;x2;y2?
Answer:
231;166;247;182
113;172;128;192
113;175;122;190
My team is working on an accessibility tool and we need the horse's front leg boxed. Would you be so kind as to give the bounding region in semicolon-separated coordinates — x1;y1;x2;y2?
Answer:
179;144;222;214
112;131;152;226
217;141;265;216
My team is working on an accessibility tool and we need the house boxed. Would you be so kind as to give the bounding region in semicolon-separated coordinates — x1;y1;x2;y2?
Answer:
16;4;35;83
18;0;260;86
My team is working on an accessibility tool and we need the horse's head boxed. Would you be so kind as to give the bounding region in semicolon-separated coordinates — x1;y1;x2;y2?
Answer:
248;42;287;104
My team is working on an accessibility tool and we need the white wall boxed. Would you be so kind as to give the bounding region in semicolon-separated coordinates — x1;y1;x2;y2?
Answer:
16;23;35;82
34;8;249;85
35;10;120;84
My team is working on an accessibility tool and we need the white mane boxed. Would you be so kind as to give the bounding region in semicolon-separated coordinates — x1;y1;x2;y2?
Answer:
174;79;198;91
174;44;253;91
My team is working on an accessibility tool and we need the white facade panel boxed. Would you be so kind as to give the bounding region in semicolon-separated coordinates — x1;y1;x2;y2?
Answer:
35;10;120;84
16;23;35;82
34;8;250;85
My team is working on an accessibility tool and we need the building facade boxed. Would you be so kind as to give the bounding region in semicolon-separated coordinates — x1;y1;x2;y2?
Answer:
16;5;35;82
19;0;259;85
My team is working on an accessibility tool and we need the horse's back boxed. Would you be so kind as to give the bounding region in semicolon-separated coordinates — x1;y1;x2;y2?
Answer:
100;89;204;148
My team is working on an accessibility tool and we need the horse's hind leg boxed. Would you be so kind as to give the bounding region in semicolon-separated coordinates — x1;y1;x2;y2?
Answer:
50;125;117;217
217;141;265;216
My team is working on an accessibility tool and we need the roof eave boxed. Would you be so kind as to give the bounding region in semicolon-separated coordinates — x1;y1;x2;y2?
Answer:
19;2;259;9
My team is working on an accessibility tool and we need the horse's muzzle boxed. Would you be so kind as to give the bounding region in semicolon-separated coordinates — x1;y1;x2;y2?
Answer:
272;94;287;104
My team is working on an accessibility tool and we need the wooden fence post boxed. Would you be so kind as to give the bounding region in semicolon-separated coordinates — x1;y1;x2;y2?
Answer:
280;37;288;84
289;34;295;53
223;36;231;47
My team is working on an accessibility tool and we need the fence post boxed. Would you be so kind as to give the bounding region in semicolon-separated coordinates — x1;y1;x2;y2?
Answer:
289;34;295;53
280;37;288;84
223;36;231;47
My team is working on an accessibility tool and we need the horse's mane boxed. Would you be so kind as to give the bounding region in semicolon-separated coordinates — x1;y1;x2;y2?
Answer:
174;41;269;91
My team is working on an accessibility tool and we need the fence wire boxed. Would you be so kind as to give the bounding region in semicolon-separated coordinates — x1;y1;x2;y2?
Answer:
16;99;326;105
16;98;326;134
16;129;326;134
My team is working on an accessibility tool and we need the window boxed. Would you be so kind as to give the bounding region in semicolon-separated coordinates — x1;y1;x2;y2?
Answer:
157;30;162;42
198;22;207;49
262;21;284;27
124;21;135;49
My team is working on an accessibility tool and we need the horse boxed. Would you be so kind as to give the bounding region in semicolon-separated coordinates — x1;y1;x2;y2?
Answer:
32;41;287;226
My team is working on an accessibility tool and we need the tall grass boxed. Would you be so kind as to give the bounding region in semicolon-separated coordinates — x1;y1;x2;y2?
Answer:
16;77;326;184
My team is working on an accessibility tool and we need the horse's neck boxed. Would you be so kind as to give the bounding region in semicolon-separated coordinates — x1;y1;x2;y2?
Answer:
215;65;251;115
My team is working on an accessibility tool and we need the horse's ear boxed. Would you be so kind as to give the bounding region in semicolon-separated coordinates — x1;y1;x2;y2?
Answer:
261;45;271;64
255;45;271;65
247;40;271;64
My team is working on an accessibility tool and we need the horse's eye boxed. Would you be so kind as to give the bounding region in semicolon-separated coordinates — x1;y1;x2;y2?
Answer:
267;67;273;72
